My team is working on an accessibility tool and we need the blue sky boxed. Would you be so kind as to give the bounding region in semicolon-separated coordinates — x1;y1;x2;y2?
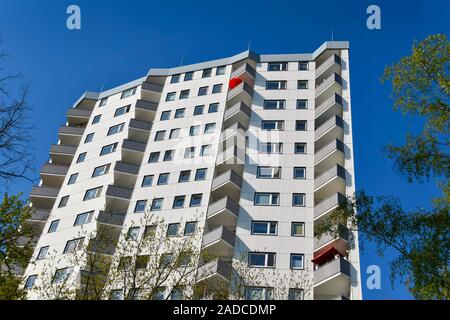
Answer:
0;0;448;299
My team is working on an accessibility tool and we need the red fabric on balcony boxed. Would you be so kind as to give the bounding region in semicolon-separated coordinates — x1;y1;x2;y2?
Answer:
229;77;242;90
312;245;343;265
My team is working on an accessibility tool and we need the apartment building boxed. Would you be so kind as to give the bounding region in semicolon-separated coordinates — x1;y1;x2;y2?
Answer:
22;41;362;300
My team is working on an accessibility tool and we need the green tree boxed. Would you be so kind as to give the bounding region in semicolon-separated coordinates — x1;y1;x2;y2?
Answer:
317;34;449;300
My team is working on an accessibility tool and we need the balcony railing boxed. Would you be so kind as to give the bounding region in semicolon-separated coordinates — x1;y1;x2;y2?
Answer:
231;63;256;80
314;192;347;221
105;185;133;200
315;54;342;79
314;224;349;249
30;186;60;198
28;209;51;222
196;259;232;282
97;211;126;227
135;99;158;112
114;161;140;175
212;170;243;191
315;73;342;97
58;126;85;136
207;196;240;229
40;163;69;176
129;119;152;131
122;139;146;153
141;82;163;93
314;257;350;285
50;144;77;155
226;82;253;107
202;225;236;257
315;93;343;127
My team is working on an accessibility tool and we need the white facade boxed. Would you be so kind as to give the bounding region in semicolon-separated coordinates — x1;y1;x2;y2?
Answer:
23;41;362;300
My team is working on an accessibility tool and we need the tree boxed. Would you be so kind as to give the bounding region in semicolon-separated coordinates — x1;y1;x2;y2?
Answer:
317;34;449;300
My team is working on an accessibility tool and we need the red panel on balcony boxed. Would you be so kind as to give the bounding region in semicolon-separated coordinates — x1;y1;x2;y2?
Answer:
229;77;242;90
312;245;344;266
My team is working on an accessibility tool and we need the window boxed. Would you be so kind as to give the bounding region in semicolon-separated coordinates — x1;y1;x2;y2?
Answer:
254;193;280;206
184;147;195;159
179;90;189;99
141;175;153;187
295;143;307;154
194;105;204;115
48;220;59;233
100;143;118;156
297;80;308;89
170;287;184;300
24;275;37;290
107;123;125;135
171;74;180;83
291;222;305;237
212;84;222;93
293;193;306;207
204;123;216;134
163;150;174;161
178;170;191;183
290;254;304;269
256;166;281;179
249;252;276;268
189;125;199;136
151;198;164;211
109;290;123;300
134;200;147;213
184;72;193;81
190;194;202;207
200;145;211;156
74;211;93;226
53;267;73;284
92;164;110;177
148;152;160;163
288;289;304;300
298;61;309;70
121;87;136;99
58;195;69;208
261;120;284;131
251;221;277;235
99;97;108;107
114;105;131;117
76;152;87;163
63;238;84;253
245;287;273;300
84;133;94;143
126;227;140;241
166;92;176;101
83;186;102;201
263;100;285;110
136;255;149;269
198;87;208;96
68;173;78;185
144;225;156;238
92;115;101;124
167;223;180;236
169;128;181;139
173;196;185;209
296;99;308;109
208;103;219;113
296;120;307;131
268;62;288;71
216;66;226;75
195;168;207;180
157;173;169;185
154;130;166;141
160;111;171;120
293;167;306;179
202;68;212;78
153;288;165;300
36;246;49;260
259;142;283;154
265;80;287;90
184;222;197;235
175;108;185;118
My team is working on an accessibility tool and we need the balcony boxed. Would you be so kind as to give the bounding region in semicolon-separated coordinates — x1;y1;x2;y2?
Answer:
121;139;146;165
223;101;251;128
231;63;256;86
24;209;51;235
30;186;59;209
314;139;345;176
128;119;152;143
215;145;245;175
221;122;247;146
97;211;126;227
58;126;85;145
135;99;158;120
207;197;240;230
314;257;351;299
314;224;349;252
87;238;117;256
40;163;69;187
49;144;77;165
315;93;343;128
66;108;92;126
202;225;236;257
114;161;140;187
314;192;347;222
315;54;342;83
314;165;346;202
314;115;344;151
196;259;232;283
226;82;253;108
105;185;133;212
211;170;243;201
141;82;163;103
315;73;342;106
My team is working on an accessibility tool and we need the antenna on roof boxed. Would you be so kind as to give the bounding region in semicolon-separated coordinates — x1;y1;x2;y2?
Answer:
179;56;184;66
247;37;251;51
99;82;105;92
331;29;334;41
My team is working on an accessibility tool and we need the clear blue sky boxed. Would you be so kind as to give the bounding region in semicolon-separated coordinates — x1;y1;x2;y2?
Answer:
1;0;448;299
